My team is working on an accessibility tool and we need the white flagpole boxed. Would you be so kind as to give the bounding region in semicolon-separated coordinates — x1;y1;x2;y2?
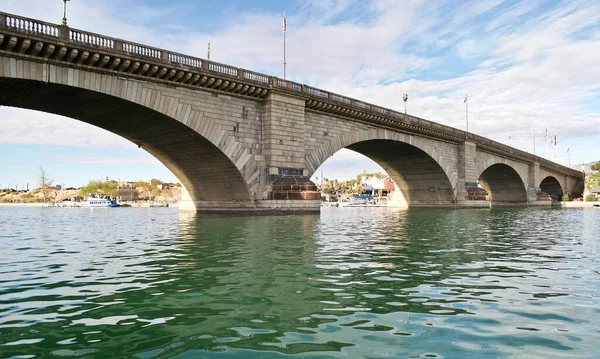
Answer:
554;133;558;161
545;128;548;159
532;127;535;155
282;11;287;79
464;95;468;133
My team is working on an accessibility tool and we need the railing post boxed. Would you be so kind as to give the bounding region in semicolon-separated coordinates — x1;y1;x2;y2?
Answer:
114;40;123;53
201;60;209;72
237;68;244;80
58;24;69;42
160;50;168;63
268;76;276;87
0;14;6;29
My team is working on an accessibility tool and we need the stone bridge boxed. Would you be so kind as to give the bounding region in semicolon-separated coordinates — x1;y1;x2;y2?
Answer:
0;12;584;213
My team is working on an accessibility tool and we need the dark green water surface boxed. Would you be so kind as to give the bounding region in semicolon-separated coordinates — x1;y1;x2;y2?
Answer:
1;207;599;358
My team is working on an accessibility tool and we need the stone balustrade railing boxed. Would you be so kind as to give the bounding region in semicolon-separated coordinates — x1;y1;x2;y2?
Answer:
0;11;582;177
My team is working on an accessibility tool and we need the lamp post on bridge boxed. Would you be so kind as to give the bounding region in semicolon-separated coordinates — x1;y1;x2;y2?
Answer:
402;93;408;121
61;0;70;26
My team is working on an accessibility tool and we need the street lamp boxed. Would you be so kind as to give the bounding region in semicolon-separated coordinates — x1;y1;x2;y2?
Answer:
402;93;408;121
61;0;70;26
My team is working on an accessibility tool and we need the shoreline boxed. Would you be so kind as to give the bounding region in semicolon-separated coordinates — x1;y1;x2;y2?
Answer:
560;202;600;208
0;203;48;207
0;202;178;208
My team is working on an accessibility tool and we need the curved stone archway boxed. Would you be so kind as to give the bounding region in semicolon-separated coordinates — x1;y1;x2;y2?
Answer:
539;176;564;201
0;76;256;207
313;137;456;207
478;163;527;204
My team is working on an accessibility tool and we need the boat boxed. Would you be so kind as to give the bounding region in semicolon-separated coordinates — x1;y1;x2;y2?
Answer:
337;195;387;208
82;195;119;208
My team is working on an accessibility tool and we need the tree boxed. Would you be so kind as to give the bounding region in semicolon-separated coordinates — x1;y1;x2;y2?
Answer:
591;161;600;171
38;167;53;203
80;180;117;197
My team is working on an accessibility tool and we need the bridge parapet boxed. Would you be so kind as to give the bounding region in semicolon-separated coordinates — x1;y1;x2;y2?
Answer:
0;11;583;180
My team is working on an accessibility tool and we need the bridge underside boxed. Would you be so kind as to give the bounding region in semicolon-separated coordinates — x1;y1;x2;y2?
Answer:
478;164;527;205
347;140;455;207
0;78;252;204
540;176;563;201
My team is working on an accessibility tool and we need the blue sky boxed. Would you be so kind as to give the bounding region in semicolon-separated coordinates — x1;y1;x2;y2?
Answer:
0;0;599;188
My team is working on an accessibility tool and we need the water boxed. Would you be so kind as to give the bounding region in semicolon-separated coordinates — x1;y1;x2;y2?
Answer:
0;207;599;358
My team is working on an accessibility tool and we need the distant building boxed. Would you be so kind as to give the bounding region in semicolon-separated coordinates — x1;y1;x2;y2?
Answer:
363;176;395;197
591;186;600;199
117;188;139;202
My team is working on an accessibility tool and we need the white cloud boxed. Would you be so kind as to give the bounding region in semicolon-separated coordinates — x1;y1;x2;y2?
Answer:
0;107;131;148
56;156;159;165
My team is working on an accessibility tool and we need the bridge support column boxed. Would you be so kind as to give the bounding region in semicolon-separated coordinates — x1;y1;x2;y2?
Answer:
258;92;320;212
528;162;541;203
456;141;481;206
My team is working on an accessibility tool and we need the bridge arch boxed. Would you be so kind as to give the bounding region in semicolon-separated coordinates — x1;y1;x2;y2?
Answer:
0;60;262;206
539;176;564;201
308;130;458;206
478;163;527;204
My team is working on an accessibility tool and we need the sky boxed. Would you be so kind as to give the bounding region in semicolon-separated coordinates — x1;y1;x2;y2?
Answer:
0;0;599;188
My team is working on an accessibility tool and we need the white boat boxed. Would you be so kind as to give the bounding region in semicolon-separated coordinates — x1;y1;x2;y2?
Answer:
82;195;119;208
337;197;388;208
338;199;368;207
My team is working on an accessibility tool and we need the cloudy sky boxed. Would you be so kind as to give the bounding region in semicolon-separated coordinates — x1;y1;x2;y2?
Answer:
0;0;599;188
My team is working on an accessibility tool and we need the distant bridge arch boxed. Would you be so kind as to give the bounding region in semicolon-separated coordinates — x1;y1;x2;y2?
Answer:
478;163;527;204
539;176;564;201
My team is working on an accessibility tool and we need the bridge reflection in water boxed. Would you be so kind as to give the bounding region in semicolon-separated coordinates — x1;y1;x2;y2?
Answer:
0;12;583;213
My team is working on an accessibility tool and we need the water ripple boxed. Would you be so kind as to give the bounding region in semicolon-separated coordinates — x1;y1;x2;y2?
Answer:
0;207;599;357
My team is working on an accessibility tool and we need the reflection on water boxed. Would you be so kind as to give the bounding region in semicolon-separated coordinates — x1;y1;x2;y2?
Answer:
0;207;599;358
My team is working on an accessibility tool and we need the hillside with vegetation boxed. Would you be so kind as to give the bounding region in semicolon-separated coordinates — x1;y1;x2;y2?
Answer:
0;168;181;204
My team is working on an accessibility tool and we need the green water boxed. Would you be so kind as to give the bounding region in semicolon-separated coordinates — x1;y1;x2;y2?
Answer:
0;207;599;358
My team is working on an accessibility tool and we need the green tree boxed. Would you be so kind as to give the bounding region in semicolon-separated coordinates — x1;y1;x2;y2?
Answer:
80;180;117;197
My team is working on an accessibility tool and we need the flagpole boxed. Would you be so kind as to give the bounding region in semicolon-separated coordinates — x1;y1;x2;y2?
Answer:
207;41;211;60
283;11;287;79
533;127;535;155
554;133;558;161
545;128;548;159
465;95;468;133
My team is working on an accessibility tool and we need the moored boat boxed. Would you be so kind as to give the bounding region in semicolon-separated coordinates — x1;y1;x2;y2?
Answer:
82;195;119;208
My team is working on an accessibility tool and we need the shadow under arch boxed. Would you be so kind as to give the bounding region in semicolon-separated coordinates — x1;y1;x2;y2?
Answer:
478;163;527;204
345;140;455;207
0;77;252;203
539;176;564;201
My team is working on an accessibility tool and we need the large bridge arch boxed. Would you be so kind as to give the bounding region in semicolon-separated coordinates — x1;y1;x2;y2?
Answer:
539;176;564;201
307;127;458;206
478;163;527;204
0;57;264;206
475;151;530;204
